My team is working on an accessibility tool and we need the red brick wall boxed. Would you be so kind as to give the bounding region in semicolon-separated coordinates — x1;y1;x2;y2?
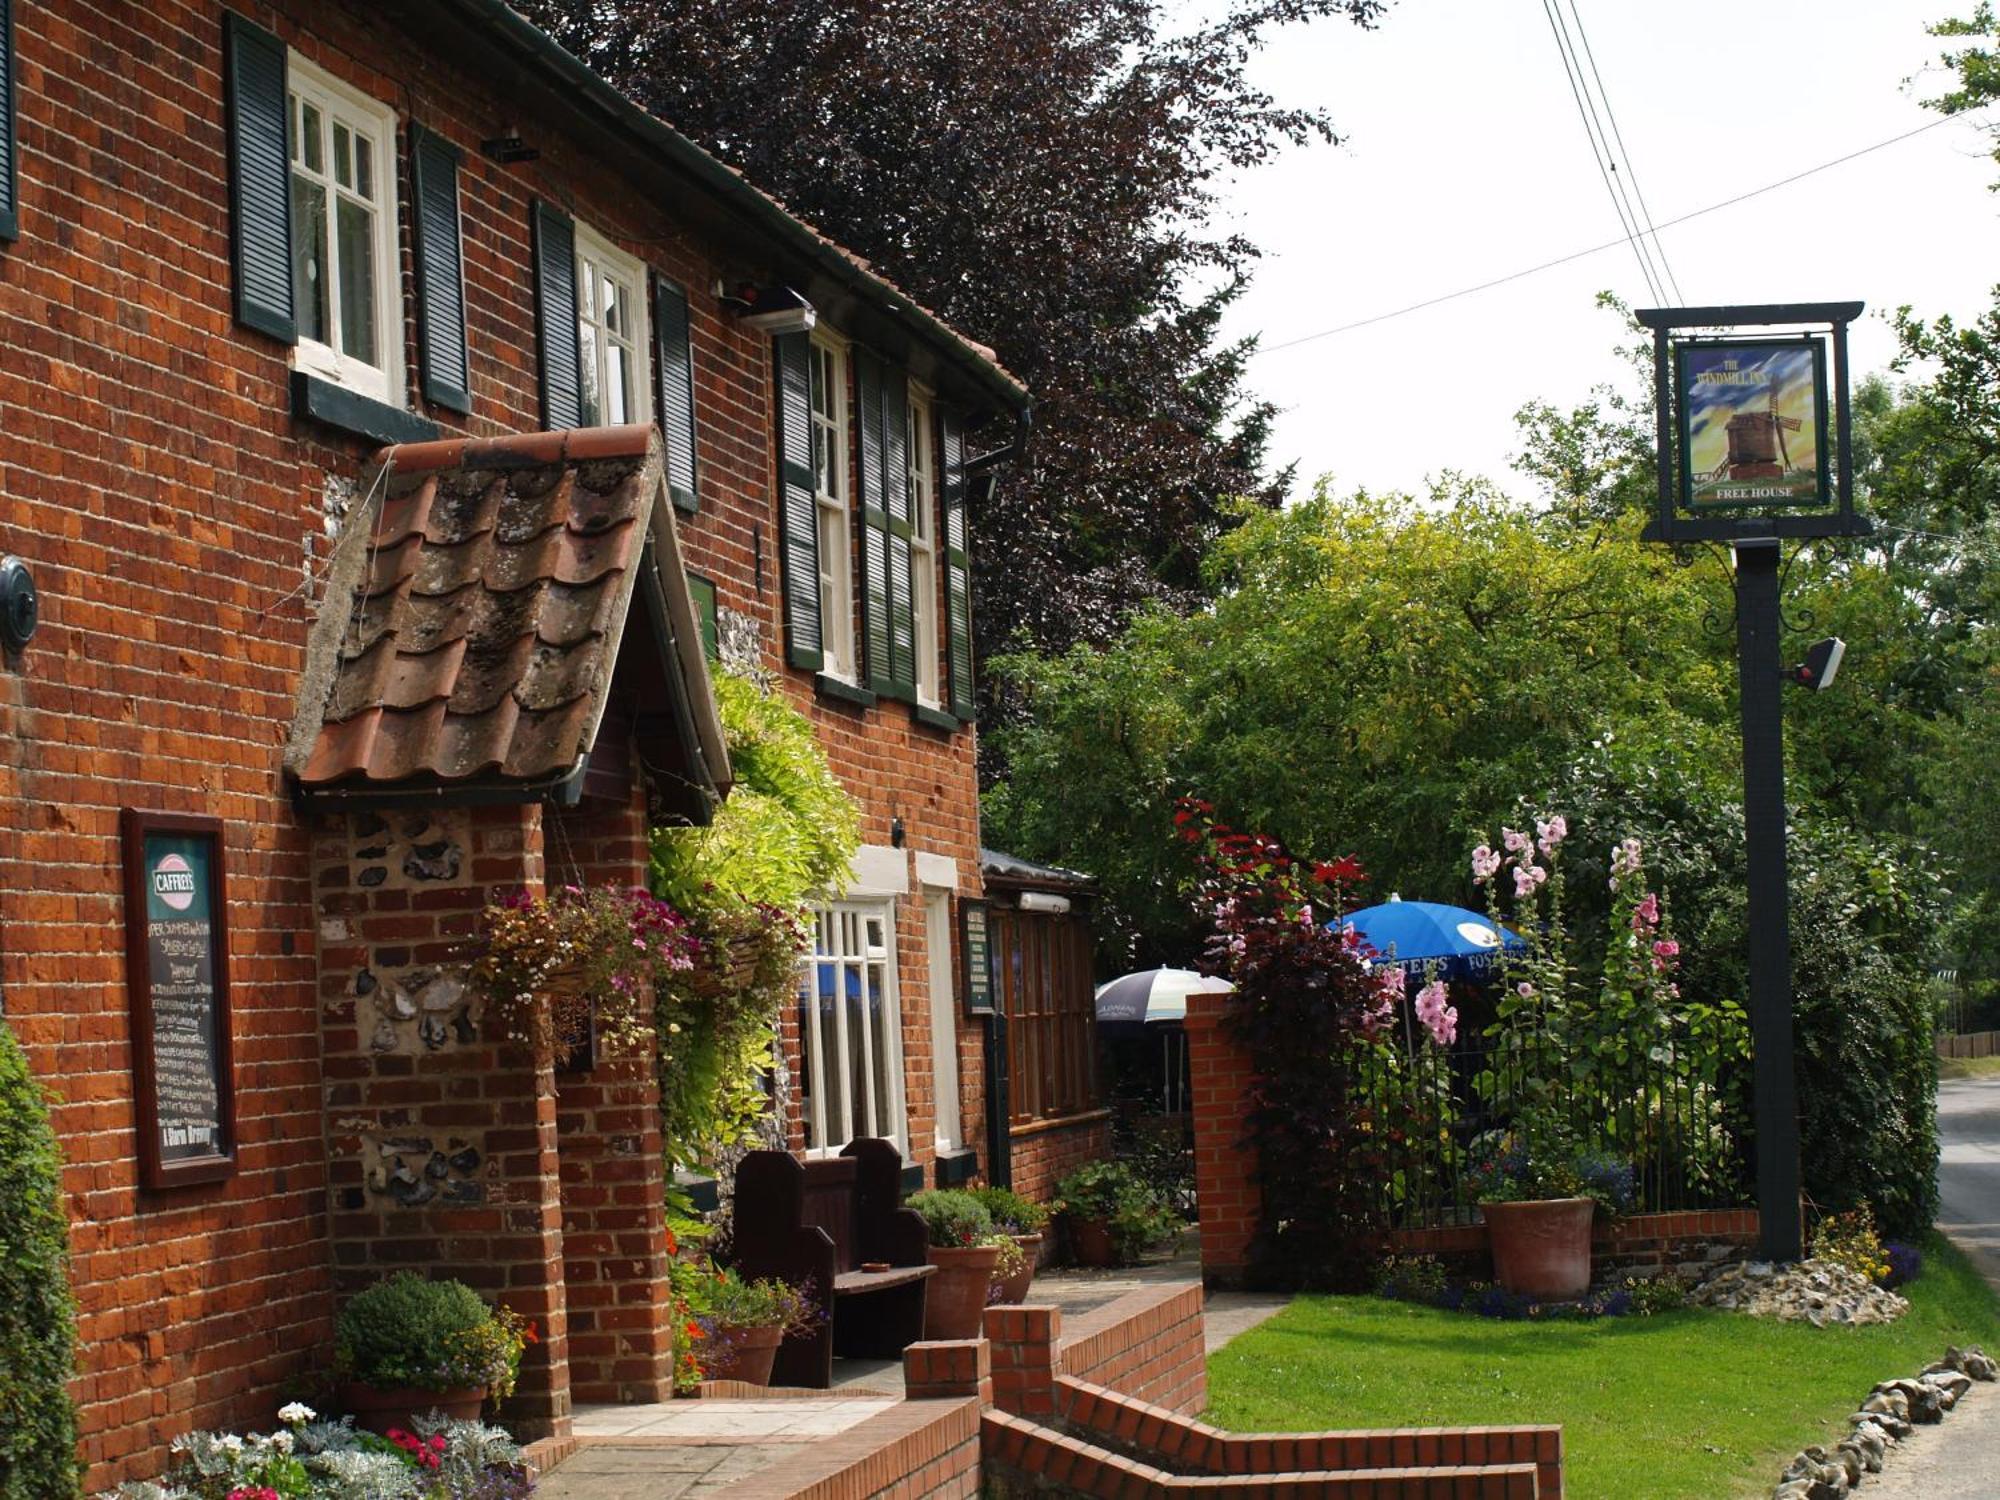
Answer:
1007;1111;1112;1205
983;1285;1206;1422
0;0;995;1483
1183;988;1258;1286
1387;1209;1761;1280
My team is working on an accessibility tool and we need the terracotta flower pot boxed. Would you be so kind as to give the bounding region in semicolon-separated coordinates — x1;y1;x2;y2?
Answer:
339;1381;486;1436
993;1234;1043;1304
924;1244;1002;1339
701;1322;784;1386
1481;1197;1596;1299
1068;1217;1121;1268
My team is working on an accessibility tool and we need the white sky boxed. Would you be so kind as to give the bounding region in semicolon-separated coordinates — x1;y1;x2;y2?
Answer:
1214;0;1999;500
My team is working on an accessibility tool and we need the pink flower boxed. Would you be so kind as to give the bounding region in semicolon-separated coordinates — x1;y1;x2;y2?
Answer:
1630;892;1660;930
1414;980;1458;1046
1470;845;1502;882
1512;864;1546;899
1516;981;1536;999
1609;837;1643;885
1536;815;1567;854
1651;938;1680;973
1502;827;1531;855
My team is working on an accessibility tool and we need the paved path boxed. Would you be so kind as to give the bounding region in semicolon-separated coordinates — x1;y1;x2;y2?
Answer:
1858;1076;2000;1499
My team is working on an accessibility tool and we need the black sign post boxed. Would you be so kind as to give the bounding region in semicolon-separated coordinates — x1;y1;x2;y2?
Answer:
1638;302;1868;1262
122;809;237;1189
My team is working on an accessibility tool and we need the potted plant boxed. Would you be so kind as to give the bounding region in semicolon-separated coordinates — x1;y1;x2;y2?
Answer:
906;1190;1002;1338
333;1273;533;1435
682;1264;819;1387
972;1186;1051;1302
1466;1125;1634;1298
1054;1162;1178;1268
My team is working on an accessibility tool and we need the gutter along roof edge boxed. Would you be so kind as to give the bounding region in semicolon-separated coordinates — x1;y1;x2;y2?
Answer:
443;0;1030;416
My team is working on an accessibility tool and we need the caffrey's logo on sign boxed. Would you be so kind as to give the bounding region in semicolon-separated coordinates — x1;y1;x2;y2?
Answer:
151;852;197;912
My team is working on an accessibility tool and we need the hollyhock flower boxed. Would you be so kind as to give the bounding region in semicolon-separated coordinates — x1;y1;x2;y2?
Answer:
1471;845;1502;882
1414;980;1459;1046
1512;864;1547;899
1609;837;1643;884
1536;815;1567;854
1516;981;1536;999
1502;827;1531;854
1630;892;1660;930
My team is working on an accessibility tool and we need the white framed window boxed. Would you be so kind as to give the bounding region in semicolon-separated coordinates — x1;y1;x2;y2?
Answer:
924;889;961;1153
811;333;856;680
573;223;651;427
799;901;906;1155
288;59;403;404
907;386;943;708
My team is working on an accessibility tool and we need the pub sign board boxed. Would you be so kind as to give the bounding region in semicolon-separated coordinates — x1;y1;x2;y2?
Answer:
960;898;996;1017
121;809;237;1188
1675;338;1831;513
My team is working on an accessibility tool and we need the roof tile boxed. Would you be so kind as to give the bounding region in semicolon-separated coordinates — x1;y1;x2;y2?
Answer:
296;427;666;791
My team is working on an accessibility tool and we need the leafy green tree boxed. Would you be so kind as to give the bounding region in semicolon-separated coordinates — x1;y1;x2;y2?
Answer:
1923;5;2000;176
514;0;1386;699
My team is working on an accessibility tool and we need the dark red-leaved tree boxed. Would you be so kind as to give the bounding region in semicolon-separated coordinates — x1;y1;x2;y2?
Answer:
515;0;1387;741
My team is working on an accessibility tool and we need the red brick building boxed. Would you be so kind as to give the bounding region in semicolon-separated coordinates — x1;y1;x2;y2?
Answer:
0;1;1104;1486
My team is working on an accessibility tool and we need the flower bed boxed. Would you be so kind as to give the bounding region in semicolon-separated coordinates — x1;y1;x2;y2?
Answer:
95;1406;532;1500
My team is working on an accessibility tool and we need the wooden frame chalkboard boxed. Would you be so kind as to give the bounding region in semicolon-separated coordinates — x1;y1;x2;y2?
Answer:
121;809;237;1188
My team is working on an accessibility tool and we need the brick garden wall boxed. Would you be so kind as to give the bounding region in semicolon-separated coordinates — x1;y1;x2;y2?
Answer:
1007;1110;1112;1205
0;0;995;1481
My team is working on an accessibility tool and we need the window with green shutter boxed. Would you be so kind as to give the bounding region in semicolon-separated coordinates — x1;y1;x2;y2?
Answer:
409;124;470;413
223;11;295;342
774;331;824;672
0;0;18;242
532;200;583;429
653;273;699;512
941;408;976;722
854;351;894;694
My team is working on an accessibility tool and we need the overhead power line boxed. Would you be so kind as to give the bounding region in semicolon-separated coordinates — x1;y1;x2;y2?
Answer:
1254;113;1969;357
1560;0;1686;305
1541;0;1668;304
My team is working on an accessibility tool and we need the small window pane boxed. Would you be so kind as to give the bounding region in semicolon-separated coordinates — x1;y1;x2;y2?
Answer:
578;320;601;426
333;122;352;190
336;197;377;366
605;342;630;424
291;175;328;344
355;135;374;201
603;275;625;337
301;102;323;173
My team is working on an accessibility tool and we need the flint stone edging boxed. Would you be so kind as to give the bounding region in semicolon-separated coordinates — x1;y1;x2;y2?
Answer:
1768;1345;1998;1499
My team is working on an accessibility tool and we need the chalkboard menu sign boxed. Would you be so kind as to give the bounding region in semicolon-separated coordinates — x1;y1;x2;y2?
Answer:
960;899;995;1017
122;809;236;1188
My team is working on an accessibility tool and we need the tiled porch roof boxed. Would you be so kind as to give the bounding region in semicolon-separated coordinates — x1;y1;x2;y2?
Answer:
286;425;727;809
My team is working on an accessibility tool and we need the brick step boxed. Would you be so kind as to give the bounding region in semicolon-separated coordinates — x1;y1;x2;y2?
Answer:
983;1408;1546;1500
1051;1376;1562;1499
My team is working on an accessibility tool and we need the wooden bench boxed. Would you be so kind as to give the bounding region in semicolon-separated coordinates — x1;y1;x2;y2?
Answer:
731;1137;935;1388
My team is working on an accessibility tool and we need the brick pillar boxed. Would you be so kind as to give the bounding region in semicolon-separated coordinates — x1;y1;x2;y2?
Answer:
904;1339;993;1403
1184;987;1259;1288
316;803;571;1442
984;1305;1061;1418
549;763;674;1404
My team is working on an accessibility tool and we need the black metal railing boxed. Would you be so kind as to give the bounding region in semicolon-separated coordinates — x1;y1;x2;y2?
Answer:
1352;1019;1752;1228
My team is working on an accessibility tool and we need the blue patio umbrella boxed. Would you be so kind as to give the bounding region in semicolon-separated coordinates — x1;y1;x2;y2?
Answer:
1331;897;1524;980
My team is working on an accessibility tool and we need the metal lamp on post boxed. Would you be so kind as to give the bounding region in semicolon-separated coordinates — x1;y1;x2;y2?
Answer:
1637;302;1869;1263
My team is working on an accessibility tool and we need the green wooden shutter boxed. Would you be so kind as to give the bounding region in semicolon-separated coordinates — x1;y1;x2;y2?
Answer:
941;408;975;721
854;351;893;693
223;10;294;342
653;273;699;512
409;125;471;414
882;366;917;702
774;333;823;672
0;0;18;242
532;200;582;429
686;571;719;661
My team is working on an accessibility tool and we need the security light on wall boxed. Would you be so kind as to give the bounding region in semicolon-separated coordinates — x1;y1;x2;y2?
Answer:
1791;637;1846;691
1016;892;1072;915
724;284;816;337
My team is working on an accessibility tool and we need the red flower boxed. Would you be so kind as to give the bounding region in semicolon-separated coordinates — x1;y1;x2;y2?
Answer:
685;1320;705;1340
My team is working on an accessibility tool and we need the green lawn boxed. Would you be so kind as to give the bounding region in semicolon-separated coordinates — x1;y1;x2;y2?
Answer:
1203;1234;2000;1500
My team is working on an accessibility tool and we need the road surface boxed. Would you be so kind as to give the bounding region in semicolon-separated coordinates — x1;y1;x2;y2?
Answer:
1859;1076;2000;1499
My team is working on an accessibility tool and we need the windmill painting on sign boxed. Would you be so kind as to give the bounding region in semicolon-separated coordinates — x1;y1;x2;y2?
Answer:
1677;339;1830;511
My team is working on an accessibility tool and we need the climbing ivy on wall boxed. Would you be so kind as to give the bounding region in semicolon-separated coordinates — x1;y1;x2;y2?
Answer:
650;671;862;1168
0;1015;82;1499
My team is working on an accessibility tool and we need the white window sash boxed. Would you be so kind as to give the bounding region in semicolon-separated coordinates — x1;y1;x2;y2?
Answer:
287;58;402;406
801;900;905;1156
571;222;652;427
811;333;856;681
925;890;961;1152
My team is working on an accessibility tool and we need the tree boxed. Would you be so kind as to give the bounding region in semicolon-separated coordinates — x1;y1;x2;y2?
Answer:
1924;5;2000;177
514;0;1385;715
